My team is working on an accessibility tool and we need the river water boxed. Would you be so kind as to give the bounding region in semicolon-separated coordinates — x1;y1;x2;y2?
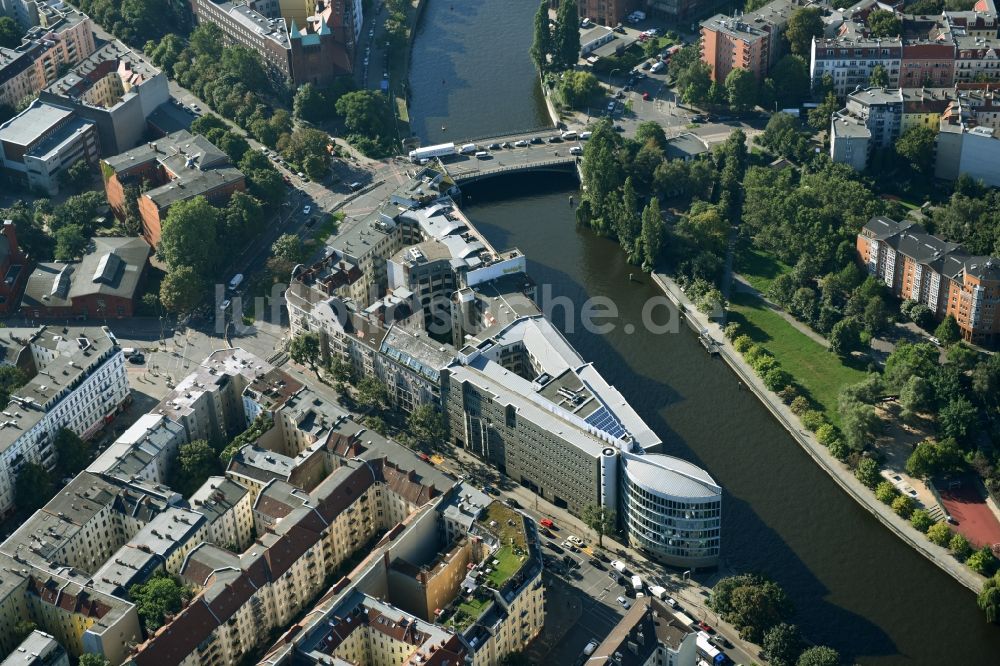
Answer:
406;2;1000;663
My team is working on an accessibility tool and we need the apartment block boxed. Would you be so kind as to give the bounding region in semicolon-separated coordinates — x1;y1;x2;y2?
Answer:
0;5;95;108
1;630;69;666
0;326;129;516
38;41;168;156
101;131;245;246
0;100;99;196
700;0;820;83
858;216;1000;345
811;35;902;97
574;0;638;27
587;597;700;666
0;221;29;314
189;0;358;87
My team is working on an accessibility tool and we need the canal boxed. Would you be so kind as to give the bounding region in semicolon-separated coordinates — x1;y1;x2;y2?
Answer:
406;1;1000;663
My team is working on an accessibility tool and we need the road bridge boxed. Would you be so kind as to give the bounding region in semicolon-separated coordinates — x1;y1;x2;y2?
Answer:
434;128;582;184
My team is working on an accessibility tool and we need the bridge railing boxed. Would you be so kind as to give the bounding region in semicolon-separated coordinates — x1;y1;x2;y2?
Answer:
450;125;559;145
450;157;578;181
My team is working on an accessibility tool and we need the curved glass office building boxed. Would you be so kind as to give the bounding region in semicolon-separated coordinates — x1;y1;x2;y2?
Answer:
621;452;722;568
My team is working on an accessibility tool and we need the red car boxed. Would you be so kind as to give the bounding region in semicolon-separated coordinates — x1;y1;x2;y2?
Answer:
539;518;555;529
697;621;715;634
642;92;650;101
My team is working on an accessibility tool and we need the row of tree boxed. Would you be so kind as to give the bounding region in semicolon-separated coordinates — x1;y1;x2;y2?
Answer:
709;574;841;666
530;0;580;72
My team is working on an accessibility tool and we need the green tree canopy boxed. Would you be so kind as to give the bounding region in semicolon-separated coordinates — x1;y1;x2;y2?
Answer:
978;572;1000;623
796;646;841;666
770;55;811;108
335;89;393;136
408;404;446;447
554;0;580;69
559;71;601;109
173;440;218;496
786;7;824;56
15;463;54;513
640;197;665;268
905;438;965;479
529;0;551;72
158;196;220;276
763;622;805;666
934;314;961;345
725;67;758;113
53;224;88;260
895;126;937;174
0;16;19;49
289;332;322;375
130;571;191;633
159;266;205;316
293;83;332;122
54;428;90;476
357;376;390;412
709;574;792;642
868;10;902;37
79;655;112;666
581;504;617;548
869;63;890;87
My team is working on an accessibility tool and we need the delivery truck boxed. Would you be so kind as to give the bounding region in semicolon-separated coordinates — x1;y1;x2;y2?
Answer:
408;142;456;162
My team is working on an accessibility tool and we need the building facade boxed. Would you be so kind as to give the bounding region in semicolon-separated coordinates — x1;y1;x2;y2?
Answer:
858;216;1000;345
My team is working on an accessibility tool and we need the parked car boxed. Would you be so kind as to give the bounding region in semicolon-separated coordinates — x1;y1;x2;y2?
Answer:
642;92;650;100
539;518;555;528
514;139;529;147
488;143;501;150
302;205;311;215
697;621;714;634
545;542;564;554
530;136;543;144
348;181;363;191
547;135;562;143
617;596;631;609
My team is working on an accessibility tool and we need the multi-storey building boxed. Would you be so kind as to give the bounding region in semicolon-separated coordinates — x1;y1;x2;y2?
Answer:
0;630;69;666
188;0;358;87
38;41;168;157
0;221;29;314
0;326;129;516
0;5;95;108
811;35;902;97
858;216;1000;345
0;100;99;195
586;596;700;666
569;0;638;27
101;131;246;246
701;0;821;83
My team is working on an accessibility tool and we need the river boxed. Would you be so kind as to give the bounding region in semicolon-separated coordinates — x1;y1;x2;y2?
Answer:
406;2;1000;663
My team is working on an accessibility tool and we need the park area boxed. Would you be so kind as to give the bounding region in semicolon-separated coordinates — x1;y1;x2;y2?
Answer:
728;292;867;425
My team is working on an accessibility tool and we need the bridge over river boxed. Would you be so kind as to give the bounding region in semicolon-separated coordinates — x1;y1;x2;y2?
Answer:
428;128;581;184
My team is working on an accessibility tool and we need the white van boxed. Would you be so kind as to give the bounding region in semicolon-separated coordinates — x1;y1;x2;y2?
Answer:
579;131;592;140
569;146;583;155
459;143;477;154
561;130;578;140
228;273;244;291
474;150;489;159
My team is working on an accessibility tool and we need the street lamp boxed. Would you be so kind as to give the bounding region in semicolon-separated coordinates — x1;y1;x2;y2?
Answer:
610;68;621;89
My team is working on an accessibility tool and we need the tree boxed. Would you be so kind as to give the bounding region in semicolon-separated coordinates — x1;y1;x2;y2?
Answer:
967;546;998;575
336;89;392;136
529;0;551;72
875;480;899;504
79;656;112;666
934;315;961;345
808;92;839;132
554;0;580;69
950;532;972;559
869;64;889;88
786;7;824;56
678;60;713;106
581;504;616;547
559;71;601;109
408;404;446;447
357;376;389;411
905;438;965;479
797;646;841;666
725;68;757;113
899;375;933;417
130;571;190;633
910;509;934;532
978;572;1000;623
54;224;88;260
158;196;220;276
160;266;205;315
640;198;665;268
289;332;322;375
293;83;331;122
884;342;939;390
770;55;811;108
855;457;881;488
828;318;861;357
272;233;305;263
891;494;914;518
927;522;952;546
868;10;902;37
842;402;881;451
59;158;93;193
763;623;804;666
939;397;977;442
0;16;19;49
709;574;792;643
174;439;218;495
54;428;90;475
15;463;54;512
895;126;937;174
222;191;264;245
0;365;26;409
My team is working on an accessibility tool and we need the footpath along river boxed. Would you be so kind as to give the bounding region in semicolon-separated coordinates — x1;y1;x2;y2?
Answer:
405;0;1000;662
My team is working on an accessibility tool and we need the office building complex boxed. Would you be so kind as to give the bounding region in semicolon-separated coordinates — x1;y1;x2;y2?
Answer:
101;130;246;246
858;216;1000;345
0;100;99;195
37;41;168;156
287;166;723;569
0;2;95;108
0;326;129;516
188;0;359;86
20;236;150;319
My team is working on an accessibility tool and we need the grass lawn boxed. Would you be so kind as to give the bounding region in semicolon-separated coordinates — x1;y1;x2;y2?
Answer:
735;245;792;294
486;545;525;587
728;292;867;425
446;595;492;631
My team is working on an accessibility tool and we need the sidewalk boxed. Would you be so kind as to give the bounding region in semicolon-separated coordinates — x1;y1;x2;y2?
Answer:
651;272;987;595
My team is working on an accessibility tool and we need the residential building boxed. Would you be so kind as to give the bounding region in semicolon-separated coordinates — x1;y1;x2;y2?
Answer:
573;0;638;27
188;0;357;86
86;413;186;486
584;597;699;666
37;41;169;156
701;0;821;83
858;216;1000;345
189;476;254;552
1;630;69;666
20;236;150;319
0;5;95;108
830;108;874;170
0;326;129;516
647;0;728;22
811;35;902;97
0;100;99;196
0;221;29;314
953;33;1000;82
935;118;1000;185
101;130;245;246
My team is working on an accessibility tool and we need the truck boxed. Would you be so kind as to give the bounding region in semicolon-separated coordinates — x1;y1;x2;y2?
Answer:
630;575;643;594
611;560;627;573
408;142;456;162
696;632;732;665
647;585;667;600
